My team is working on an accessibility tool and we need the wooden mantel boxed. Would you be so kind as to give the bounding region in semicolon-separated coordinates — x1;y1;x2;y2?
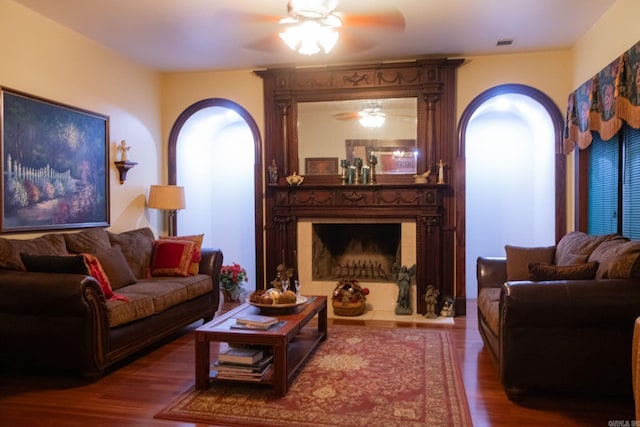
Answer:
257;59;464;315
268;183;448;315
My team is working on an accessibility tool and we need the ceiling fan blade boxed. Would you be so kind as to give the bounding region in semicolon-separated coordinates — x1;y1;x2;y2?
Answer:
341;8;405;31
332;112;361;121
244;33;291;53
213;8;280;25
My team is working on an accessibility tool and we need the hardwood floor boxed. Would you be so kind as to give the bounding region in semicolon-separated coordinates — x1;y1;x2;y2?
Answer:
0;299;634;426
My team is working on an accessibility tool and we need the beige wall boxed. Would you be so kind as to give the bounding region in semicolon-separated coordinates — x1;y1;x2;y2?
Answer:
160;70;264;171
0;0;162;237
572;0;640;87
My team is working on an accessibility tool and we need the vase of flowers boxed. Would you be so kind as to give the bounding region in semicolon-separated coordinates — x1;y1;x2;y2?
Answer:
220;263;248;302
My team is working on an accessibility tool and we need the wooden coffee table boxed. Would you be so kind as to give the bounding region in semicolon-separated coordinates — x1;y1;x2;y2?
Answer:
194;295;327;396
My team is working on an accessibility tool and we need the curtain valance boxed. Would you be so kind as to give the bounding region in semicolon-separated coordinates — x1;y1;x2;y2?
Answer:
564;40;640;153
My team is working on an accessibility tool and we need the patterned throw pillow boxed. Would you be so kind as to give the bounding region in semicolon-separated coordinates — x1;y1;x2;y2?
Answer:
150;239;196;277
160;234;204;275
528;261;600;281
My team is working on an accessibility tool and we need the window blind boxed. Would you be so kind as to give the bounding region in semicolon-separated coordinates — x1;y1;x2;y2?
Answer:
588;132;619;235
623;127;640;239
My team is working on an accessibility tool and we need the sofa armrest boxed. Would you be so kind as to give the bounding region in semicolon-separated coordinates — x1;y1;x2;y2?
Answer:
0;269;110;376
499;279;640;397
0;269;107;316
501;279;640;328
199;248;223;293
477;256;507;290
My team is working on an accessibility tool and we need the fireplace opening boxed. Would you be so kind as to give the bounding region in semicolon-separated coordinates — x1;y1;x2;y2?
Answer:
312;223;401;282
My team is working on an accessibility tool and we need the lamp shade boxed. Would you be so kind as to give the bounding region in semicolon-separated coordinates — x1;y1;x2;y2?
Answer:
148;185;186;211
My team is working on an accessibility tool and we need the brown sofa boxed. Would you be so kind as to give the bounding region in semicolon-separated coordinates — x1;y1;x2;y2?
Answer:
477;231;640;400
0;227;223;378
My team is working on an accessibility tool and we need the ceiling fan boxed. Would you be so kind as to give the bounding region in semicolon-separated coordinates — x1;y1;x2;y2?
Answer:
236;0;406;55
332;100;415;128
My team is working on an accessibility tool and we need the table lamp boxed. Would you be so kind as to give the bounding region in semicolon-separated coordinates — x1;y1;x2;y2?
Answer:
148;185;186;236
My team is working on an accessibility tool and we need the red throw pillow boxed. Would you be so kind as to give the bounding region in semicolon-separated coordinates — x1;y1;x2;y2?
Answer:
82;254;114;299
151;239;196;277
160;234;204;275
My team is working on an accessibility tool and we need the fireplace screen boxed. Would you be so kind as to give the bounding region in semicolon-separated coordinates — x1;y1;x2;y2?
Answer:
312;223;401;282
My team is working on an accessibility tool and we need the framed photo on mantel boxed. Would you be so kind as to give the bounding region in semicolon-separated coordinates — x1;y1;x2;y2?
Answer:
1;87;110;232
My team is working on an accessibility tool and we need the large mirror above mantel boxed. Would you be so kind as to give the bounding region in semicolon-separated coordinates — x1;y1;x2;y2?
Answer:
298;98;418;177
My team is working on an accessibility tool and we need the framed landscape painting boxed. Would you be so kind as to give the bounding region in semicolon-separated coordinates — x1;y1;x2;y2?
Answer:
1;88;110;232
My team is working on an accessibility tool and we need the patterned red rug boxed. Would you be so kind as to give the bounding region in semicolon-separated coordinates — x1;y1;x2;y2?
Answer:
155;325;472;426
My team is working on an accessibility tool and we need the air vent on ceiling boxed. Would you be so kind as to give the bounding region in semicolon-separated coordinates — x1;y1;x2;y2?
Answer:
497;38;514;47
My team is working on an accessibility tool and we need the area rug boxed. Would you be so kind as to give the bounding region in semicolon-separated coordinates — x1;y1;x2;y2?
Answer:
155;325;472;427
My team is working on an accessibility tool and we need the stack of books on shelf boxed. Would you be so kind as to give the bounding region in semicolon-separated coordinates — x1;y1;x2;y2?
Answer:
213;346;273;381
231;314;280;330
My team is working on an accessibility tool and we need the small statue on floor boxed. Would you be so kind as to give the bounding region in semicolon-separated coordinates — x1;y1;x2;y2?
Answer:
440;298;455;317
424;285;440;319
392;263;416;315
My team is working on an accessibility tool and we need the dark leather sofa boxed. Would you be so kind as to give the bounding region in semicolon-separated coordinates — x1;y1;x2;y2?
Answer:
0;227;223;378
477;231;640;400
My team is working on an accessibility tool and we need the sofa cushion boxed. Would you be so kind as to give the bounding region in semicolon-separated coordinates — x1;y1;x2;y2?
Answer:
106;293;155;328
117;280;189;313
505;245;555;281
93;245;137;290
528;261;600;281
589;239;640;279
0;234;68;270
64;228;111;254
478;288;501;336
108;227;155;279
554;231;620;266
150;240;195;277
160;234;204;275
147;274;213;300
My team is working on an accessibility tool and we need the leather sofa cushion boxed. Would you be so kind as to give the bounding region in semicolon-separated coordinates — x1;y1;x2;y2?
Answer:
589;238;640;279
528;261;599;281
505;245;555;281
478;287;501;336
0;234;68;270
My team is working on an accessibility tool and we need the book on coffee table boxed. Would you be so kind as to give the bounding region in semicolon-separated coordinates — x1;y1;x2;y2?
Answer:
234;314;279;328
218;346;264;364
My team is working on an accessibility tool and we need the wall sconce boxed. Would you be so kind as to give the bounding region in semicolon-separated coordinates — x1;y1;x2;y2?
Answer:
147;185;186;236
114;140;136;184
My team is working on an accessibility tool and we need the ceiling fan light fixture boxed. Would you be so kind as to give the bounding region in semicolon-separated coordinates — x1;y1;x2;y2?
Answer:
279;20;339;55
279;0;342;55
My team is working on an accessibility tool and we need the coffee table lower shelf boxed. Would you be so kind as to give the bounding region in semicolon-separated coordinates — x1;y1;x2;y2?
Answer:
195;296;328;396
208;328;324;386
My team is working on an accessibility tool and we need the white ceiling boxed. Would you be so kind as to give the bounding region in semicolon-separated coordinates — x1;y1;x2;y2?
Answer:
13;0;615;73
